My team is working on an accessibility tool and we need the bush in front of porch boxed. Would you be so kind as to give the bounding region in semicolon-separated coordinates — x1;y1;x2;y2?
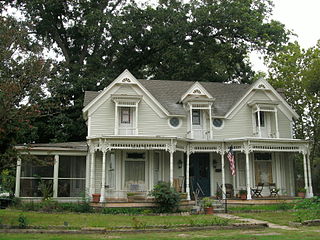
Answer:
149;182;181;213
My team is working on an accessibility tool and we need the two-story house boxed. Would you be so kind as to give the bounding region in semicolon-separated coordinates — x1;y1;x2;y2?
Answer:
15;70;314;201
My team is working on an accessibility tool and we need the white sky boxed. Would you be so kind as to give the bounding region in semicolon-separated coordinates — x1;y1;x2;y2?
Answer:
251;0;320;72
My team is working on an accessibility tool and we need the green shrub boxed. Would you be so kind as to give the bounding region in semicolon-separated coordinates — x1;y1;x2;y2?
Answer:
294;197;320;222
149;182;180;213
18;214;28;229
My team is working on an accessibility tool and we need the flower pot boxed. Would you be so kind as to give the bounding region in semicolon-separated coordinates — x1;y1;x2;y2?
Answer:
92;193;101;203
297;192;305;198
204;207;214;215
240;194;247;200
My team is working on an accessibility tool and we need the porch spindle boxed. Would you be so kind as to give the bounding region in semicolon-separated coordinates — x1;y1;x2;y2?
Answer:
245;148;252;200
186;147;190;200
100;150;107;203
303;153;309;196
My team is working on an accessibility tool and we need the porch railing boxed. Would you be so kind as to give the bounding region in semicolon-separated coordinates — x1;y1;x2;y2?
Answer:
216;183;228;213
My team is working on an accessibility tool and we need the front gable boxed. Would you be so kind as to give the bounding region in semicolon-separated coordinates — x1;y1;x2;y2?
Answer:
83;70;170;120
225;78;299;120
180;82;214;103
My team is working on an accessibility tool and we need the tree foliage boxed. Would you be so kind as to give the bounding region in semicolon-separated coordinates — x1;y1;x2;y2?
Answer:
268;42;320;194
0;15;50;171
1;0;289;144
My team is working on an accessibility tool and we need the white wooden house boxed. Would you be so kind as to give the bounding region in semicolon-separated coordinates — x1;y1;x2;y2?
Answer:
15;70;314;201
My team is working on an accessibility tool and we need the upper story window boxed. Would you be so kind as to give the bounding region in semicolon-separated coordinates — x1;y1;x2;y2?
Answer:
120;107;131;124
192;110;201;125
255;111;265;127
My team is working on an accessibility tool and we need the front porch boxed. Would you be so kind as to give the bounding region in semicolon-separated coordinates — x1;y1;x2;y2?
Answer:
15;137;314;202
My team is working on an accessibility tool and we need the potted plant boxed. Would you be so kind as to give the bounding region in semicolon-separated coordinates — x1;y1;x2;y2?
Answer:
239;189;247;200
202;197;214;214
297;188;306;198
92;193;101;203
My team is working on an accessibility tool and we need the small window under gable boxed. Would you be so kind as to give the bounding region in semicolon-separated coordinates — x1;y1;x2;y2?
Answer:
120;107;131;124
112;95;142;135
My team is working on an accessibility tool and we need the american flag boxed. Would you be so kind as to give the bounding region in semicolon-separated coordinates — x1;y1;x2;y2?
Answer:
227;146;236;176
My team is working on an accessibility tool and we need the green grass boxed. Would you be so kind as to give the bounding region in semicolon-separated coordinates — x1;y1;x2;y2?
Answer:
228;203;294;212
0;209;233;229
234;211;298;226
0;228;320;240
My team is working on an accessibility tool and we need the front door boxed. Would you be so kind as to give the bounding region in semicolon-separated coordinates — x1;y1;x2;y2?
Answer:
189;153;211;198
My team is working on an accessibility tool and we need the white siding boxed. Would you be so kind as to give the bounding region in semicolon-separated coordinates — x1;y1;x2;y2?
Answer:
90;98;115;136
278;110;291;138
138;99;187;137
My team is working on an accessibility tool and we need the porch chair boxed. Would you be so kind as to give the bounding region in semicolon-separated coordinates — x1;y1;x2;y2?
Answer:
220;184;234;199
269;183;279;197
251;183;264;198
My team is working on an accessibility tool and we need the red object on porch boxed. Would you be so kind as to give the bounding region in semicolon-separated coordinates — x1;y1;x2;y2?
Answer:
92;194;101;203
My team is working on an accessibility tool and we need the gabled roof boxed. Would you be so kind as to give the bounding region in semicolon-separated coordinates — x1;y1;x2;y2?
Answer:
138;79;250;116
83;72;297;119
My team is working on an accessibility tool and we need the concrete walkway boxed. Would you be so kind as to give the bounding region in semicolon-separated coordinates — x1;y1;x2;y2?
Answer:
216;213;298;231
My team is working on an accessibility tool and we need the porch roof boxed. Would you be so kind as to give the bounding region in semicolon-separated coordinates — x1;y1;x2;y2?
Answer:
15;141;88;152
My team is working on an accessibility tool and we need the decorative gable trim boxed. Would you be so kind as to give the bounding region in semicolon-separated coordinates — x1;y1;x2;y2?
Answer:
180;82;213;103
225;78;299;120
82;70;171;119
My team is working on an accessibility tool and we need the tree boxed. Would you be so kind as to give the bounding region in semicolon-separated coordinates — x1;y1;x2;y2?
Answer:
3;0;289;143
268;42;320;194
0;15;50;171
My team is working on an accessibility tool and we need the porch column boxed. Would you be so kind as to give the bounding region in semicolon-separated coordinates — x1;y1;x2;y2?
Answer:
170;150;174;187
307;153;314;197
53;154;59;198
169;139;175;187
186;146;190;200
100;149;107;203
303;152;309;196
221;145;226;199
15;158;21;197
245;143;252;200
89;146;96;199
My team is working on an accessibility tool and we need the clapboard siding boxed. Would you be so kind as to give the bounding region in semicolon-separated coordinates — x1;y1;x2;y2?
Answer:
213;105;253;139
278;110;291;138
89;97;114;136
138;99;187;137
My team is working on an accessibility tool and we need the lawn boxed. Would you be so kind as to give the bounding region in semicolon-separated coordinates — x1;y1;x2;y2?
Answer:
0;228;320;240
233;211;297;226
0;209;232;229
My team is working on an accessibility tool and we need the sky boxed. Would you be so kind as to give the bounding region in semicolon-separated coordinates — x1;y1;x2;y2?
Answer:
251;0;320;72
